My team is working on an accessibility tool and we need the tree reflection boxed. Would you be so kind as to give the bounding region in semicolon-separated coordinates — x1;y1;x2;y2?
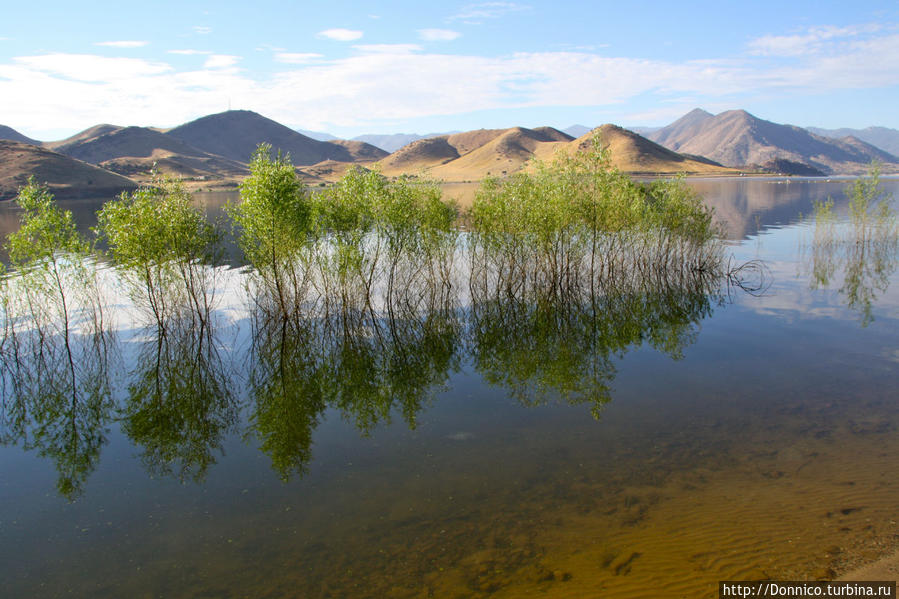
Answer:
246;245;461;480
121;314;237;483
468;232;721;417
807;169;899;326
0;284;114;501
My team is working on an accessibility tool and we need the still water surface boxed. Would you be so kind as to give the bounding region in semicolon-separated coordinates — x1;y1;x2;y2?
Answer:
1;178;898;598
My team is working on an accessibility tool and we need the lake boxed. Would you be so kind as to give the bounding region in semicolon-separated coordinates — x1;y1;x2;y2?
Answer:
1;177;898;598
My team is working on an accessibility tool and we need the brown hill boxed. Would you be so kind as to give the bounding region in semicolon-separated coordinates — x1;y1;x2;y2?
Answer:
568;124;738;175
648;109;899;174
46;125;248;181
0;125;39;145
648;108;713;149
166;110;385;166
430;127;573;179
325;139;388;163
0;140;137;201
44;124;122;150
377;124;736;180
378;126;574;179
378;137;462;174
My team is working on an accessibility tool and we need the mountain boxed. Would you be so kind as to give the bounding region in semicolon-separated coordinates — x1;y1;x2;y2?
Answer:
629;126;661;137
806;126;899;157
352;132;458;153
429;127;573;180
167;110;386;165
0;140;137;201
377;124;735;180
648;109;898;174
563;124;591;138
569;125;737;175
46;125;248;180
296;129;338;141
378;127;565;178
0;125;39;145
648;108;713;150
44;124;122;150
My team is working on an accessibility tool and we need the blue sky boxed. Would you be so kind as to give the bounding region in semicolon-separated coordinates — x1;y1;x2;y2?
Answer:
2;1;898;140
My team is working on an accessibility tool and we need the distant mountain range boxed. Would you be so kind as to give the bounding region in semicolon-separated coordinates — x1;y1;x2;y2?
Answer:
646;109;897;175
1;108;898;200
377;124;737;179
806;126;899;158
167;110;387;166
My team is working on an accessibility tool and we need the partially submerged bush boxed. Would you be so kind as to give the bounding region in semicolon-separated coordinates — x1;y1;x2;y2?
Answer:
97;173;220;328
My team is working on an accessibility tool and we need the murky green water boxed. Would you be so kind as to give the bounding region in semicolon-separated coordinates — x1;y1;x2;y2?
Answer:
1;178;898;598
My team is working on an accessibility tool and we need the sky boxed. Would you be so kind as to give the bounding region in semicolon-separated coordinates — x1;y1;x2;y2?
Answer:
2;1;898;141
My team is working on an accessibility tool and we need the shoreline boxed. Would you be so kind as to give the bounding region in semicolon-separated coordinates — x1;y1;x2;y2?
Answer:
840;549;899;581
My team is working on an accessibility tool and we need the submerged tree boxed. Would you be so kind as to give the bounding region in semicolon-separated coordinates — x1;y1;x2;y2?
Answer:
1;178;113;500
807;165;898;326
228;144;313;317
96;173;221;331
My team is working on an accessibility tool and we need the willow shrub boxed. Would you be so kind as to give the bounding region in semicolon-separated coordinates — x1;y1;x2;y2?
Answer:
5;177;102;346
312;167;457;305
469;133;720;291
97;173;220;328
228;144;312;315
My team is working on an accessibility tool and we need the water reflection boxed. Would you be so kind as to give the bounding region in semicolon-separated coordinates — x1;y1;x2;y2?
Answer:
0;228;755;497
804;177;899;326
0;295;114;500
122;315;237;483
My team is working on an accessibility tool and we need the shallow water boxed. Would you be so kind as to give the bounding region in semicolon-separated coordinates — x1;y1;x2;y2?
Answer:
1;178;898;598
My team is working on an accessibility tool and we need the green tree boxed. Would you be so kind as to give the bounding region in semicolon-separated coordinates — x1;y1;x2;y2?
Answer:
228;144;312;316
96;173;221;330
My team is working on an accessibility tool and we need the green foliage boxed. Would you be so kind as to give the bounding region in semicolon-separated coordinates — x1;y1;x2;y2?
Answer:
7;177;90;265
123;320;236;483
228;144;312;314
97;173;220;326
807;164;898;326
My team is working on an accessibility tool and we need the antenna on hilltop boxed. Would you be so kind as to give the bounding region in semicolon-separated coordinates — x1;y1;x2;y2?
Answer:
228;97;231;111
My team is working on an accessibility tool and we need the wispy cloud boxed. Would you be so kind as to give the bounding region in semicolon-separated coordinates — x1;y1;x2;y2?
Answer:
317;28;363;42
168;49;212;55
2;25;897;134
274;52;323;64
449;2;530;22
10;53;171;81
193;26;212;35
353;44;422;54
418;29;461;42
203;54;240;69
94;40;148;48
748;24;881;56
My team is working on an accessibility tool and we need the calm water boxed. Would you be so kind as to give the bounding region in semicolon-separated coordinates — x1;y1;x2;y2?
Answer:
1;178;898;598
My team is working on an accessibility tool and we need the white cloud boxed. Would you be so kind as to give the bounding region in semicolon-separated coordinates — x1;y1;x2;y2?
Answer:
418;29;461;42
449;2;530;22
12;53;171;81
275;52;324;64
2;26;897;135
168;49;212;55
203;54;240;69
748;24;882;56
193;26;212;35
94;40;148;48
352;44;422;54
317;28;363;42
